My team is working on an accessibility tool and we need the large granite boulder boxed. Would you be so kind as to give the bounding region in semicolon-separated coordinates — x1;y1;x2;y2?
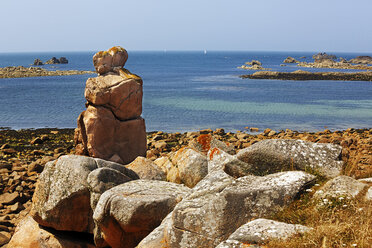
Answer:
140;170;315;248
30;155;138;233
75;106;146;165
93;180;191;248
7;216;95;248
170;147;208;187
236;139;343;178
126;156;166;181
314;175;368;204
93;46;128;75
216;218;311;247
75;46;146;165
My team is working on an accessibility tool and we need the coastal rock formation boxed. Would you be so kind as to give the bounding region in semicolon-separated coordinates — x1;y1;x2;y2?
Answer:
349;55;372;64
93;46;128;75
45;57;60;64
3;126;372;247
59;57;68;64
75;46;146;165
241;70;372;81
283;56;299;63
33;59;43;66
238;60;267;70
245;60;262;66
312;52;337;61
0;66;94;78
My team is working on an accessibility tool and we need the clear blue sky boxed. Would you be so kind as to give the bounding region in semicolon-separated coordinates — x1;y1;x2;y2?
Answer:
1;0;371;53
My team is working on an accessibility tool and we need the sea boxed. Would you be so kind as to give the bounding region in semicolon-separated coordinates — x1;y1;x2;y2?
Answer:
0;51;371;133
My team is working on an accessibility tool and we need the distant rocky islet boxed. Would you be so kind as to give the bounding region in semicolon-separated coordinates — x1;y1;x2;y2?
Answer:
0;56;94;78
239;52;372;81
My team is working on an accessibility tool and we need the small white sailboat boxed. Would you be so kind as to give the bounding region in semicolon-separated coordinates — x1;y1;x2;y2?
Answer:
204;49;207;55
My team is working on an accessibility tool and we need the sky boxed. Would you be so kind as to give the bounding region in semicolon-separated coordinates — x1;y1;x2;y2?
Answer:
1;0;371;53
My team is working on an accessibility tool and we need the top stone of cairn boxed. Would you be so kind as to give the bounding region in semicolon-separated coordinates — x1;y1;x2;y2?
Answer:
93;46;128;75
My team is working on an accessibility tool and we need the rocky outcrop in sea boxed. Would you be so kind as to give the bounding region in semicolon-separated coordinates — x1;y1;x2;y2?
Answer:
0;66;94;78
74;46;147;165
241;70;372;81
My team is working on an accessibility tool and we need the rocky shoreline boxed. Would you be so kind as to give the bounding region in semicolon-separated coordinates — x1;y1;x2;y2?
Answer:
0;66;95;79
0;126;371;247
241;70;372;81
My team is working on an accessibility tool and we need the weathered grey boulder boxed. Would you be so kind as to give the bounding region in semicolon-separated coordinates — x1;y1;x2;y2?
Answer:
208;148;253;177
31;155;138;233
88;167;136;210
7;216;95;248
216;218;311;247
126;156;166;181
314;175;368;203
93;180;191;248
236;139;343;178
146;170;315;248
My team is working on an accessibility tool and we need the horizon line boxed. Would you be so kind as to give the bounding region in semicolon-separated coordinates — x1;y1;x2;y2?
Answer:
0;49;371;55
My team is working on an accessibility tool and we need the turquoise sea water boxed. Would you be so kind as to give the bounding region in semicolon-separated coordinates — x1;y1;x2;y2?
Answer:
0;51;371;132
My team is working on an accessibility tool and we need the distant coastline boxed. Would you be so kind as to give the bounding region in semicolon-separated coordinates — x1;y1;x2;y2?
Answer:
241;70;372;81
0;66;95;78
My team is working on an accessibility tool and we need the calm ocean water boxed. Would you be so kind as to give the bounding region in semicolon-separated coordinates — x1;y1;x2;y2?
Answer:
0;51;371;132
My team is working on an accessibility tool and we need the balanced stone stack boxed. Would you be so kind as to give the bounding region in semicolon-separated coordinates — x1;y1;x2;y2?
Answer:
75;46;146;165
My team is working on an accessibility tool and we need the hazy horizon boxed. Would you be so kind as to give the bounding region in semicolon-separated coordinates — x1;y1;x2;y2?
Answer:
1;0;371;53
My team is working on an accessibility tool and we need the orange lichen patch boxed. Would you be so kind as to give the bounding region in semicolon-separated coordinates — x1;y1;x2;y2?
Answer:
95;50;109;57
108;46;126;55
209;147;221;160
197;134;212;153
118;68;141;80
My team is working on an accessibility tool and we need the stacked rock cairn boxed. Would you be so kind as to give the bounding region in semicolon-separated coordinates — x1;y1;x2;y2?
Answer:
74;46;147;165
